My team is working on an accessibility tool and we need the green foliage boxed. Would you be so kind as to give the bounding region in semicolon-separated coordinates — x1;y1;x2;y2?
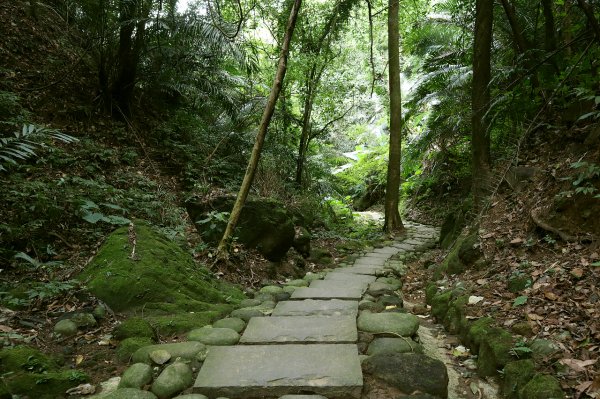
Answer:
513;296;528;307
559;161;600;199
0;124;77;171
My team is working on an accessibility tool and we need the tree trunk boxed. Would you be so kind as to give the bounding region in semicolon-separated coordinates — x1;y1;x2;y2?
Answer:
383;0;404;235
295;66;317;187
540;0;557;52
471;0;493;211
216;0;303;259
577;0;600;44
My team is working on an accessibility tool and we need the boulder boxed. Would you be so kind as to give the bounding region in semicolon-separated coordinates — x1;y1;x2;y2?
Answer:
132;342;208;364
439;211;465;249
362;353;448;398
212;317;245;333
519;374;564;399
151;363;193;399
186;197;296;261
367;337;424;356
357;312;419;337
54;319;77;337
77;221;243;333
102;388;157;399
118;363;153;389
187;326;240;346
292;226;311;258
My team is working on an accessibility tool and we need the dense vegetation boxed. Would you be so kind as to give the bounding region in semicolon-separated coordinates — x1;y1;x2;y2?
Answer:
0;0;599;395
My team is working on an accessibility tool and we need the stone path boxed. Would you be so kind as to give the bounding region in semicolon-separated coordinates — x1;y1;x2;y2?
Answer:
192;221;440;399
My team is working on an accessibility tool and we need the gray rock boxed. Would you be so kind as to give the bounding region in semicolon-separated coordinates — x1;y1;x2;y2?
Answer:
285;279;309;287
367;281;398;297
132;342;207;364
367;338;423;356
357;312;419;337
213;318;245;333
173;395;209;399
70;312;97;327
303;272;325;282
103;388;158;399
93;304;107;320
260;285;284;295
272;299;358;317
529;339;562;360
363;353;448;398
377;295;404;308
291;287;362;300
119;363;153;389
359;300;385;312
151;362;193;399
283;286;298;294
239;299;262;308
187;327;240;346
54;319;78;336
254;292;275;302
150;349;171;365
230;308;265;322
279;396;328;399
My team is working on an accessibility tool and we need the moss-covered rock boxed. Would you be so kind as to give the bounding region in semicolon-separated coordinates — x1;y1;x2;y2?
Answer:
502;360;535;399
440;233;482;275
477;327;515;377
0;346;88;398
463;317;493;352
519;374;565;399
116;337;154;363
79;221;244;314
444;295;468;334
425;283;438;304
113;318;156;340
430;290;452;322
439;211;465;250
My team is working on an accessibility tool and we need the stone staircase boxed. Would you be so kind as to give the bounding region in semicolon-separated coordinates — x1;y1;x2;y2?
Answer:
193;221;440;399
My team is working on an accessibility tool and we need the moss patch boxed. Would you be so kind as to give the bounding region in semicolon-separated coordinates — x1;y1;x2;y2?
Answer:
519;374;565;399
430;290;452;321
502;360;535;399
113;318;156;340
477;327;515;377
78;221;244;334
116;337;154;363
0;346;88;398
464;317;493;351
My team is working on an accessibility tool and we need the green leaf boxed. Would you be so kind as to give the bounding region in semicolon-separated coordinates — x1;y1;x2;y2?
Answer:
591;261;600;267
14;252;40;268
513;295;528;307
83;212;104;224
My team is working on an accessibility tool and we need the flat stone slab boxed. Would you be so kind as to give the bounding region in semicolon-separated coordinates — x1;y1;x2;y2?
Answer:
359;253;390;259
309;279;368;292
240;316;357;344
332;267;384;275
372;247;399;255
353;258;386;266
291;287;362;300
324;273;376;284
194;344;362;398
279;396;328;399
272;299;358;317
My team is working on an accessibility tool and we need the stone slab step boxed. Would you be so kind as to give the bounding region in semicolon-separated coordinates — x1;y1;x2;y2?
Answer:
194;344;362;398
324;273;376;284
358;253;390;259
331;266;384;275
290;287;362;300
240;316;357;344
309;279;368;292
353;258;387;266
272;299;358;317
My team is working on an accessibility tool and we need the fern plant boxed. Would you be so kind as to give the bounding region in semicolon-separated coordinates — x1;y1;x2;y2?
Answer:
0;124;77;171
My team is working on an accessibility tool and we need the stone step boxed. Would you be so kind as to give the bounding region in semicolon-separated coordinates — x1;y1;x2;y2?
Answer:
239;315;357;344
309;279;368;292
272;299;358;317
331;266;384;275
353;258;387;266
290;287;362;300
324;273;376;284
194;344;363;398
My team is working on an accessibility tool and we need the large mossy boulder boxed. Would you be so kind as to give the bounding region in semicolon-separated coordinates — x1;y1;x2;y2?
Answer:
0;346;89;398
439;211;465;249
186;196;295;261
438;232;482;275
78;221;245;332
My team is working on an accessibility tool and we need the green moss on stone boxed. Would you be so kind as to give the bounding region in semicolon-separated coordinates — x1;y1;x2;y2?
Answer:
113;318;156;340
117;337;154;363
0;346;87;398
425;283;438;304
430;290;452;321
78;221;245;313
477;327;515;377
502;360;535;399
519;374;565;399
147;311;225;336
464;317;493;351
444;295;468;334
442;243;464;275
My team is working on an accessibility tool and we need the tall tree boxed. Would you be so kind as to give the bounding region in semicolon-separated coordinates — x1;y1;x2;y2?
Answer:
383;0;405;234
471;0;494;210
217;0;303;259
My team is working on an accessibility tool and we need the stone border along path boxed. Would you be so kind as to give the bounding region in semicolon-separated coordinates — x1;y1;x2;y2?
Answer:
94;221;441;399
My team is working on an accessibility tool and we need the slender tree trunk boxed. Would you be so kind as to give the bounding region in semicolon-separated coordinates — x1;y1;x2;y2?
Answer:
295;66;317;187
217;0;303;259
383;0;404;234
471;0;493;211
113;0;137;115
540;0;557;52
577;0;600;44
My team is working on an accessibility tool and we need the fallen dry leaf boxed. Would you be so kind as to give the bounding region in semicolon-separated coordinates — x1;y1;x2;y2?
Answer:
544;291;559;301
571;267;584;278
75;355;84;365
560;358;598;372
